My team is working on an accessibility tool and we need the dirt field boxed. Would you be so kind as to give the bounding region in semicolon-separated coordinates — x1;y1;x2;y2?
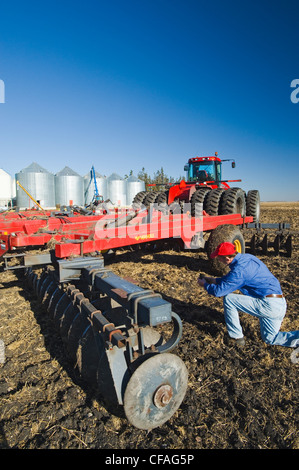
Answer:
0;202;298;449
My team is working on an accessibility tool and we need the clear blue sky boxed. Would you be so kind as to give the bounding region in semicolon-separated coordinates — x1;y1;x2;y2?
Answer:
0;0;298;200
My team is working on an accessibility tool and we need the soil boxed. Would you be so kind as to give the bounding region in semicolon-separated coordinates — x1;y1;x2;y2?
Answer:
0;202;298;449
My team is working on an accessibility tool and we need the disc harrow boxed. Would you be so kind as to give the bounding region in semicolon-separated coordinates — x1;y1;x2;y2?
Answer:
24;257;188;430
243;223;293;257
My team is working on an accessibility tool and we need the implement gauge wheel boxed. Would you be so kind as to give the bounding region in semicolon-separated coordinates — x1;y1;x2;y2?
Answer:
206;224;245;275
123;353;188;430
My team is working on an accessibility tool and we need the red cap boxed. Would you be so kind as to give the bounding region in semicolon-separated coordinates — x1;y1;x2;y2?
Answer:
210;242;236;259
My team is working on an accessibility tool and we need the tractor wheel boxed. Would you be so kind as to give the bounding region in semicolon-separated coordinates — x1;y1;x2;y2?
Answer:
169;200;185;214
246;190;260;223
190;187;211;216
220;187;246;217
132;191;147;207
156;191;168;205
155;191;169;213
143;191;160;207
205;188;225;216
206;224;245;275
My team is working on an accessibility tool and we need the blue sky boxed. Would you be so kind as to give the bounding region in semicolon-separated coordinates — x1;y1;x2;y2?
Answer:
0;0;298;200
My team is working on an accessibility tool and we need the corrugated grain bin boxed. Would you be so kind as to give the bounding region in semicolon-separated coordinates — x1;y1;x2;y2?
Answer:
11;178;16;198
55;166;84;206
84;170;107;204
126;174;145;205
107;173;127;206
16;162;55;209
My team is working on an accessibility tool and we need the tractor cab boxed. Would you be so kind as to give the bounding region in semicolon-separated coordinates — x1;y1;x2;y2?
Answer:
184;154;235;188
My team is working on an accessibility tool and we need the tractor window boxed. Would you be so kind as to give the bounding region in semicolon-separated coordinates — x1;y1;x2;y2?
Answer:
189;162;216;182
215;163;221;182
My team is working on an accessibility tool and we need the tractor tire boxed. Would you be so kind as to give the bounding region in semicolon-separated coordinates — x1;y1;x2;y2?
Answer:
143;191;160;207
132;191;147;207
155;191;169;213
191;187;211;216
169;200;185;214
246;190;260;223
205;188;225;216
220;187;246;217
156;191;168;205
206;224;245;275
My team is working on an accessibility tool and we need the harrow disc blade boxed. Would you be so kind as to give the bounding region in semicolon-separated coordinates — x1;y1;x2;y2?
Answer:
285;235;292;257
123;353;188;430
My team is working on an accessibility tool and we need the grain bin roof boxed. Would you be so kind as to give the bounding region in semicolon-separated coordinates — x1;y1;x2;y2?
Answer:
56;166;81;177
84;170;104;178
108;172;123;180
20;162;51;173
0;168;11;177
126;174;141;182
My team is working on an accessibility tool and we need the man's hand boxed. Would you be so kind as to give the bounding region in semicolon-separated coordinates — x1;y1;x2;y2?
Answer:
197;274;217;287
205;276;216;284
197;277;206;287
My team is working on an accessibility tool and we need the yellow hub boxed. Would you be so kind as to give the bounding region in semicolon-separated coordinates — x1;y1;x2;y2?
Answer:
234;239;242;253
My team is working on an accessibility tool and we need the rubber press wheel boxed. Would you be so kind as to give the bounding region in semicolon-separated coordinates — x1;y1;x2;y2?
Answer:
123;353;188;430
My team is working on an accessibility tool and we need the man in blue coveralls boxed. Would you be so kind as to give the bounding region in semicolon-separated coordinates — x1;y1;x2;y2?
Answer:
197;242;299;349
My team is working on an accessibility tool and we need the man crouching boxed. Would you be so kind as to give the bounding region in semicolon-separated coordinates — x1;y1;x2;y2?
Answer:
197;242;299;349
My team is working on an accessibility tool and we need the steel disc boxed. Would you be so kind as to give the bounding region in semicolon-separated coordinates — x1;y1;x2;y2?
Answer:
123;353;188;430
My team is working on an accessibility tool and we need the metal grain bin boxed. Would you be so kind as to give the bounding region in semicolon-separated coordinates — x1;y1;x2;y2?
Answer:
0;168;12;207
11;178;16;199
107;173;127;206
16;162;55;209
84;170;108;205
126;174;145;205
55;166;84;207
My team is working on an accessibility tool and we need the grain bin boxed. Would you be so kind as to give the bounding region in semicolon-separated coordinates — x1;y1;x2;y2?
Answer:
11;177;16;199
84;170;108;205
0;168;12;207
55;166;84;207
16;162;55;209
107;173;127;206
126;174;145;205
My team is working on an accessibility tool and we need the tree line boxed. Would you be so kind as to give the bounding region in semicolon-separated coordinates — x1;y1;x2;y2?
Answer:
125;167;184;192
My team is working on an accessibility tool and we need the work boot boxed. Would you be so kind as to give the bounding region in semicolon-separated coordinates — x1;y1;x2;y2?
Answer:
290;347;299;364
227;336;246;347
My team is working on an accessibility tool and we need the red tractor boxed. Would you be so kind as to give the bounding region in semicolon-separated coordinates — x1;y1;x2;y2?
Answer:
133;153;260;222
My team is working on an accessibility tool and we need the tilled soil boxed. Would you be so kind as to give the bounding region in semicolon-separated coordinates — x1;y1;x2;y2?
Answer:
0;202;298;449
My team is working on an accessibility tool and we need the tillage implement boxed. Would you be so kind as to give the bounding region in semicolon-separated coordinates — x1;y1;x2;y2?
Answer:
0;155;294;430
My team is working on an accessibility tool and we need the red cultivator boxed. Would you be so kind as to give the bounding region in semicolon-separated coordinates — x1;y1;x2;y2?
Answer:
0;204;292;267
